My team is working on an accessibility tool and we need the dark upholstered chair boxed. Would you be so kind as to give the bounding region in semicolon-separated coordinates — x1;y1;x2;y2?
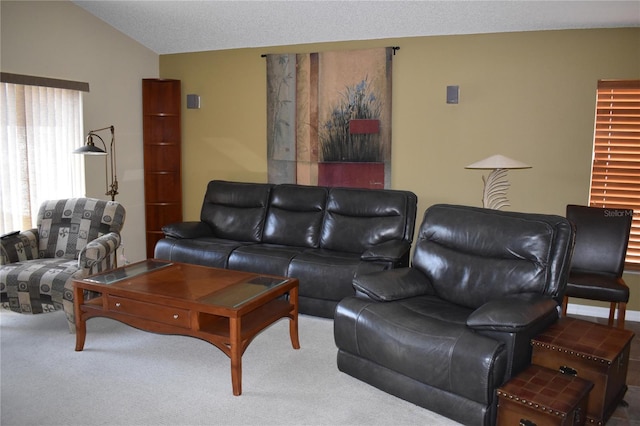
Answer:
561;204;633;329
334;204;574;426
0;198;125;331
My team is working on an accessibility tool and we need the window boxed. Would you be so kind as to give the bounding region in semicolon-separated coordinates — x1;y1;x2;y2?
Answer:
589;79;640;270
0;74;89;234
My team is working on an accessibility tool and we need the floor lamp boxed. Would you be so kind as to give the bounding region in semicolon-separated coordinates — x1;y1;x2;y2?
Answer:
465;154;531;210
73;125;119;201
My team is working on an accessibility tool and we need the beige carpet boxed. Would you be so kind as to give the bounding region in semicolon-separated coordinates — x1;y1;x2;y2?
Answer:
0;310;460;426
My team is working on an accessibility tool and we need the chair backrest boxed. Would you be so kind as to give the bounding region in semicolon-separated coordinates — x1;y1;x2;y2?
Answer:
37;198;126;259
320;187;417;254
262;184;328;248
200;180;273;242
566;204;633;277
412;204;574;309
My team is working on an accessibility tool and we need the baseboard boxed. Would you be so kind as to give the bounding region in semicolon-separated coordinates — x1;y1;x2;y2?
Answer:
565;303;640;323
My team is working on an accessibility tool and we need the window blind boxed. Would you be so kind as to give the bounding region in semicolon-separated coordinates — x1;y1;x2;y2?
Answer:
0;72;89;92
589;79;640;271
0;83;85;233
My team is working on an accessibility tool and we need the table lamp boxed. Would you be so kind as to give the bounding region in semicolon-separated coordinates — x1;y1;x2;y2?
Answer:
465;154;531;209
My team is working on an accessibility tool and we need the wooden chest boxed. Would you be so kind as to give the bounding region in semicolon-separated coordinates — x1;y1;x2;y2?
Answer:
531;317;634;425
497;364;593;426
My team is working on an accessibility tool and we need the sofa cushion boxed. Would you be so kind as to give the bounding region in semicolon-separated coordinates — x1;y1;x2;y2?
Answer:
227;244;306;276
262;184;327;248
288;248;390;303
0;258;80;314
200;181;273;242
320;188;413;254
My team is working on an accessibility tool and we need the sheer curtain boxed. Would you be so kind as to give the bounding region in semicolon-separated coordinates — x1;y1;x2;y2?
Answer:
0;83;86;234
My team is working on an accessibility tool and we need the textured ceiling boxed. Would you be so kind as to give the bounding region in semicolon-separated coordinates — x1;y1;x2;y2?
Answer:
72;1;640;55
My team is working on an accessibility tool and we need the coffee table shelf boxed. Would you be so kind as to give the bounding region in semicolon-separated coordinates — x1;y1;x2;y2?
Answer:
198;298;293;338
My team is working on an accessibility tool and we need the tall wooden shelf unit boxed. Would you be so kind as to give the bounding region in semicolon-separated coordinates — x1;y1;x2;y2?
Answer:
142;78;182;258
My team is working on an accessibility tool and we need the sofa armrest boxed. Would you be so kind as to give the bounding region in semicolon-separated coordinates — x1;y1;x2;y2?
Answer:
79;232;121;272
1;229;38;265
360;240;411;263
467;293;559;332
162;221;214;239
353;267;435;302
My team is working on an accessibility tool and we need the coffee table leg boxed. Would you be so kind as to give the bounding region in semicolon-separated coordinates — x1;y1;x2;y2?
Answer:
289;286;300;349
73;284;86;351
230;316;242;396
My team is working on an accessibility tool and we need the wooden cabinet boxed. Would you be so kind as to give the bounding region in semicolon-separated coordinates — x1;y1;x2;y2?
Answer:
531;317;634;425
497;364;592;426
142;79;182;258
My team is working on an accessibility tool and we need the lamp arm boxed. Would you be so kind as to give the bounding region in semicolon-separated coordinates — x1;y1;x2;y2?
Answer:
107;125;118;201
88;125;115;134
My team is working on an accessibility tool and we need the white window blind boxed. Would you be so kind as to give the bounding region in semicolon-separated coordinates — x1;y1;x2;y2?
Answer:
589;79;640;271
0;82;86;234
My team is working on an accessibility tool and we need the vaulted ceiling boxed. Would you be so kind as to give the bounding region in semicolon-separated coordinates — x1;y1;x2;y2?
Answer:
72;1;640;55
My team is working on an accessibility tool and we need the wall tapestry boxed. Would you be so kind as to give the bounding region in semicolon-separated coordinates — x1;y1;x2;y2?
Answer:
266;47;393;189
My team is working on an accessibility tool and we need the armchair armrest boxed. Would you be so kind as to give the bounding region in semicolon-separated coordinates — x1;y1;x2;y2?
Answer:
353;267;435;302
467;293;559;332
1;229;38;265
161;221;214;239
468;292;560;380
78;232;121;272
360;240;411;264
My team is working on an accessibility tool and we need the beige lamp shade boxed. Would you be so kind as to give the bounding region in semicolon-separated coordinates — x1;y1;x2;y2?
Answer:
465;154;531;170
465;154;531;210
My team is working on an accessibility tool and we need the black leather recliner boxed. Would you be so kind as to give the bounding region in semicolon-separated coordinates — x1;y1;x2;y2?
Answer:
334;204;575;426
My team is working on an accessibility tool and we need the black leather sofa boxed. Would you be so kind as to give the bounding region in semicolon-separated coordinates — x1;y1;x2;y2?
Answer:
334;204;575;426
154;180;418;318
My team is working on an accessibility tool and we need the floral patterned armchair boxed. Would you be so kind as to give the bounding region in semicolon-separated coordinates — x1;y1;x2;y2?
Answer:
0;198;125;331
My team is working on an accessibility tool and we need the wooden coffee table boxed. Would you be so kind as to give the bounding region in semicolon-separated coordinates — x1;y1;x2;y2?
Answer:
73;259;299;395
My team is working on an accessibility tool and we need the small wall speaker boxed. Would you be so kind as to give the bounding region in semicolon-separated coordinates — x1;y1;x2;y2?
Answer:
186;94;200;109
446;86;459;104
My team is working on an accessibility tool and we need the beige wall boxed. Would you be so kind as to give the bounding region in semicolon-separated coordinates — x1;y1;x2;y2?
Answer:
160;28;640;314
1;0;159;264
